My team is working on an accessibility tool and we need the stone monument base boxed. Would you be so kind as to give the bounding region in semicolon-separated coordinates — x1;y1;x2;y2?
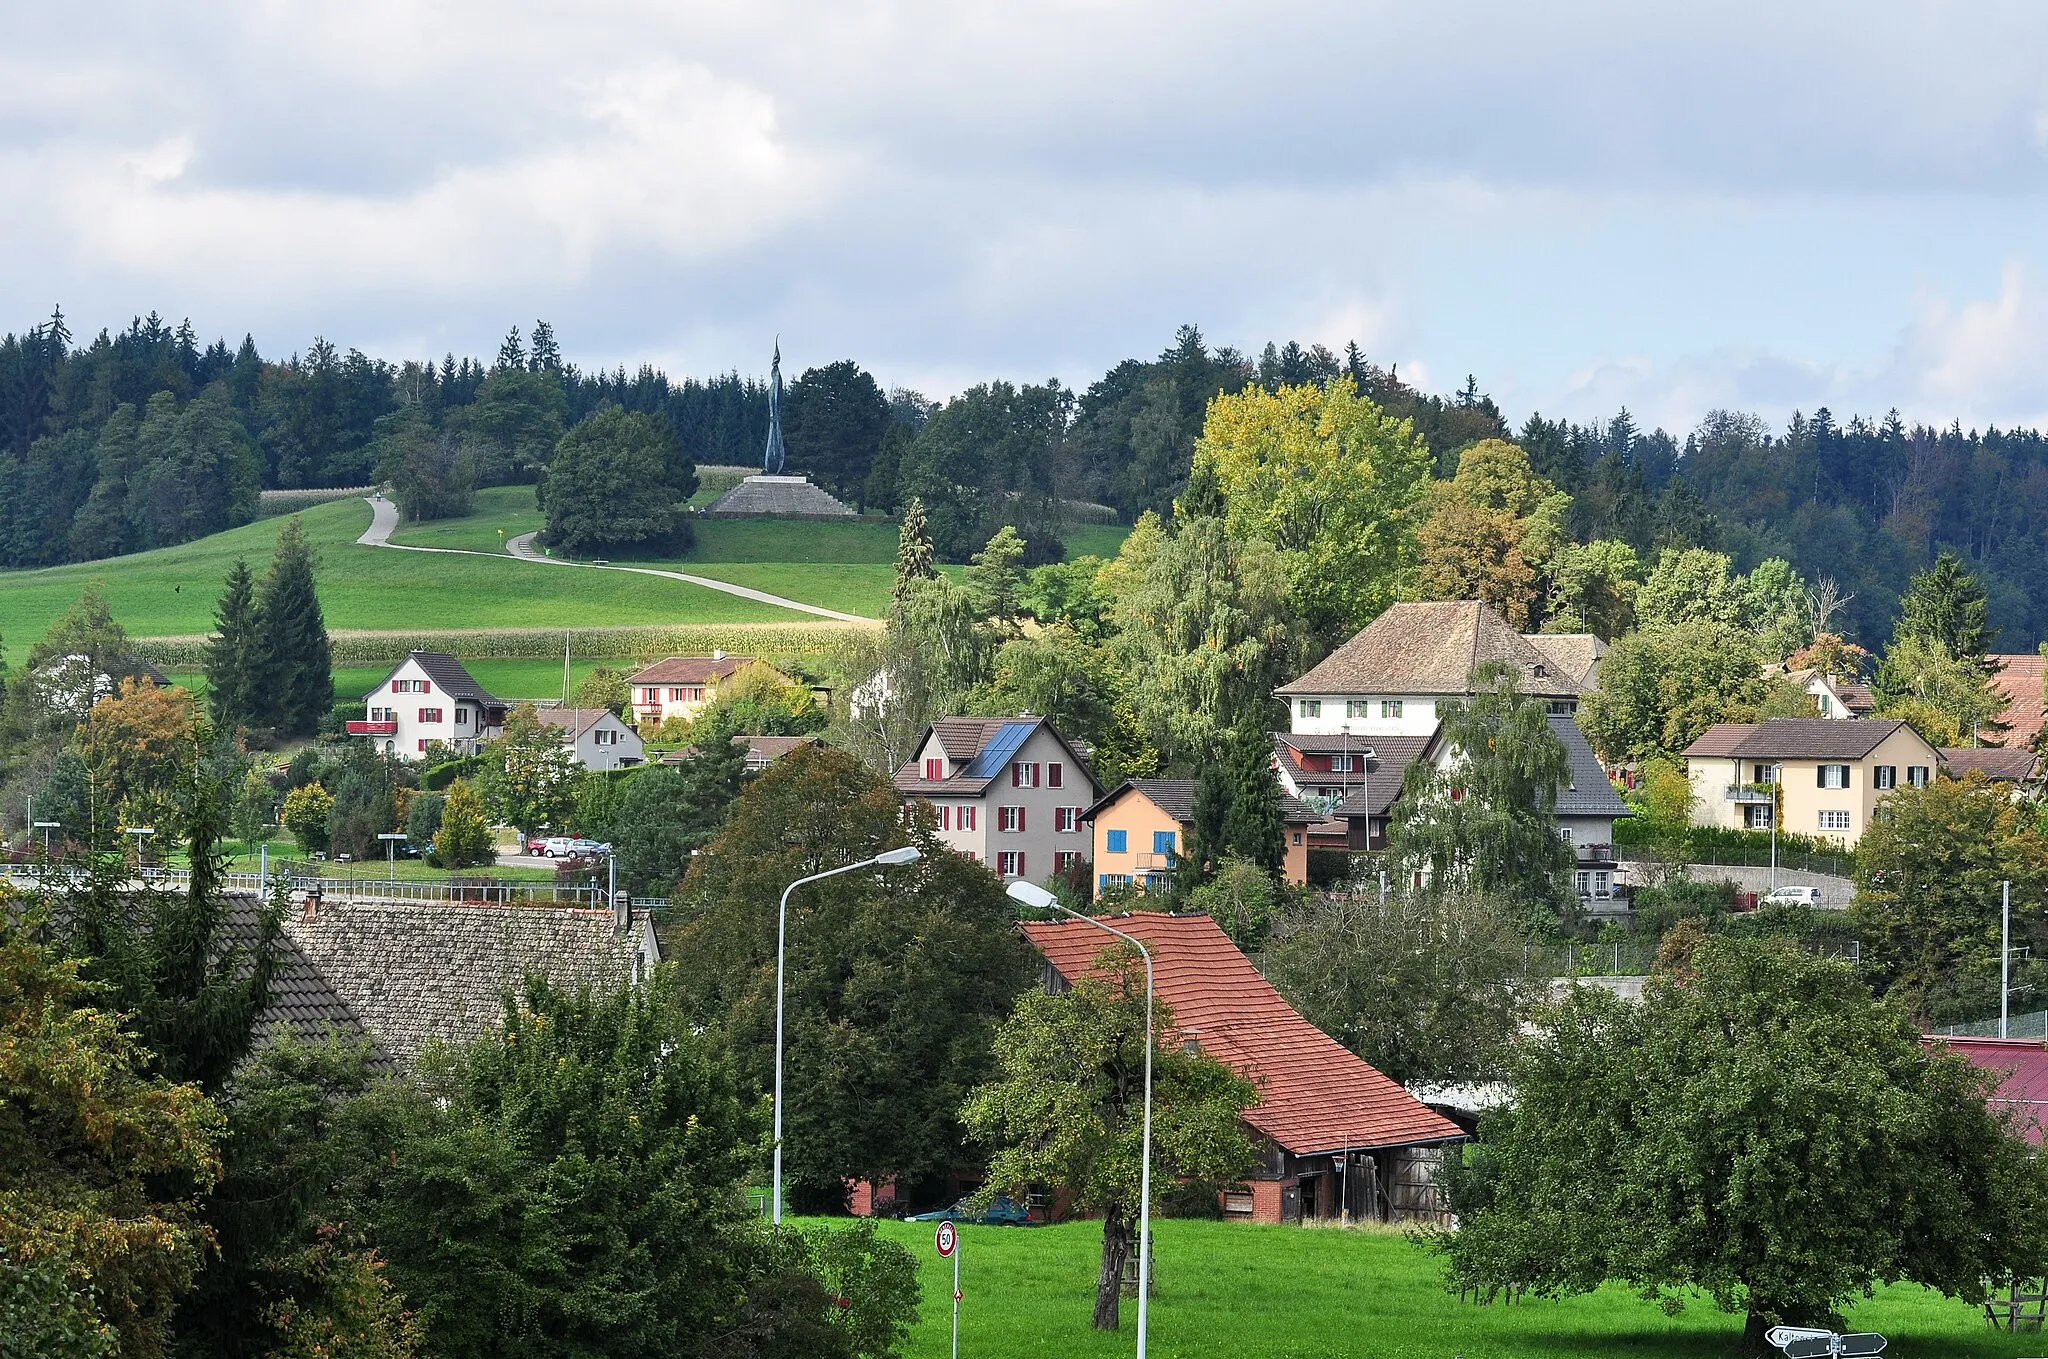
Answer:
702;474;858;519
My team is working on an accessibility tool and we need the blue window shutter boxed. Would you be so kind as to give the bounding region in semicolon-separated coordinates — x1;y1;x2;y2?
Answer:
1154;830;1176;855
1107;829;1127;853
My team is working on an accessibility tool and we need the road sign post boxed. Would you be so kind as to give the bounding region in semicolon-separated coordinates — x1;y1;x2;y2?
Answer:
934;1219;960;1359
1766;1327;1887;1357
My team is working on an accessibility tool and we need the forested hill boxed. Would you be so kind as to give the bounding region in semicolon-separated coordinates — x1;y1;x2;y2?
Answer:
4;309;2045;648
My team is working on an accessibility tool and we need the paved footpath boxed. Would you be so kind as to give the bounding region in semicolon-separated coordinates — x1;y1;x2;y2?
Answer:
355;495;872;623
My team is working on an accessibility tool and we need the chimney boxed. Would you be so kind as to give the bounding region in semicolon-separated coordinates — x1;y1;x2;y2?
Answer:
712;649;727;661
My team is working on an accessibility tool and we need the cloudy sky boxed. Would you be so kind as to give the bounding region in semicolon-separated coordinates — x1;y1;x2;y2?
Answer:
6;1;2048;435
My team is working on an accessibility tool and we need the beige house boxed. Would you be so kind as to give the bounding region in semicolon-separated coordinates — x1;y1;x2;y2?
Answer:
1082;779;1317;897
535;708;645;771
1681;718;1940;848
627;654;792;727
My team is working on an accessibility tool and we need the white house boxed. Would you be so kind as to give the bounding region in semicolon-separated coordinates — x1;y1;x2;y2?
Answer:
347;651;507;759
536;708;645;771
892;717;1103;882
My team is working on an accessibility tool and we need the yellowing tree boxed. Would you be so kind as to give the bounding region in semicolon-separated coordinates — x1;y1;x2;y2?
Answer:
1413;439;1571;629
1193;379;1432;648
78;677;199;840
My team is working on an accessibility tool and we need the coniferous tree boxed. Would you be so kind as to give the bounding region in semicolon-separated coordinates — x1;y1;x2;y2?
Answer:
892;497;937;606
204;557;261;731
255;517;333;737
1219;720;1287;875
1894;550;1995;664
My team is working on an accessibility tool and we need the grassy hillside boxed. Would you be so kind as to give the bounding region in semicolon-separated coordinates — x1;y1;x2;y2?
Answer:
864;1219;2013;1359
0;497;809;663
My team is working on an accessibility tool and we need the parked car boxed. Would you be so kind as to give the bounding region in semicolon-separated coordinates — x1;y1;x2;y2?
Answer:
566;838;610;857
526;837;551;855
904;1195;1034;1226
1761;885;1824;907
541;836;576;858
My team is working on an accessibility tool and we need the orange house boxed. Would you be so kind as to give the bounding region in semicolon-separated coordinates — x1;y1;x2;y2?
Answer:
1081;779;1316;899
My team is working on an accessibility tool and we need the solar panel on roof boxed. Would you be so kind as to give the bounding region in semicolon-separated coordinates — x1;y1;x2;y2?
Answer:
963;721;1036;779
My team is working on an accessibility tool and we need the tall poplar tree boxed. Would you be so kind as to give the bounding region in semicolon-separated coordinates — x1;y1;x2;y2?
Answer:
256;517;333;736
204;557;260;731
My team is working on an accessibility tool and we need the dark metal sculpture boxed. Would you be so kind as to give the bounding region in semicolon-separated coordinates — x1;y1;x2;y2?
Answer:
763;340;787;475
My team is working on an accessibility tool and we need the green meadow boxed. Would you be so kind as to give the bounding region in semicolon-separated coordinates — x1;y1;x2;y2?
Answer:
860;1219;2022;1359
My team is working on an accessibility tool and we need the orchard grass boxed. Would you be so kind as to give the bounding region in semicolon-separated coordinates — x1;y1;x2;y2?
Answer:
851;1219;2023;1359
0;496;809;658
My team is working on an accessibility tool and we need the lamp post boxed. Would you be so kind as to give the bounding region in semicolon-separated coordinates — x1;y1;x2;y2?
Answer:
33;821;59;855
377;832;408;884
126;826;155;880
771;844;922;1227
1769;762;1783;890
1357;746;1377;852
1005;879;1156;1359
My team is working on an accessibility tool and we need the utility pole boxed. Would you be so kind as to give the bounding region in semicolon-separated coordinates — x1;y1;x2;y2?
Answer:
2003;879;2012;1039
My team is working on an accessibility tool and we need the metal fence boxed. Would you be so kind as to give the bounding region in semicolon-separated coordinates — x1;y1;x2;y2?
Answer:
1937;1009;2048;1040
1525;936;1862;978
0;862;621;910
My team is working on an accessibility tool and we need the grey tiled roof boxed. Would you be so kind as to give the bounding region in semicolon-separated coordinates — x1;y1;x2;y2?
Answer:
1281;732;1439;822
1278;601;1582;700
280;897;646;1068
1941;747;2041;783
1550;717;1632;817
1522;633;1607;688
1080;778;1318;826
1728;718;1913;761
374;651;500;704
222;893;392;1070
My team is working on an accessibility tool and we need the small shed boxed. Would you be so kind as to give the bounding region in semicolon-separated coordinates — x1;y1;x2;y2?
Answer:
1927;1035;2048;1143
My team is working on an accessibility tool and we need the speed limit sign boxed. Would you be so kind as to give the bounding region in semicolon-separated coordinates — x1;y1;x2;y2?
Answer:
934;1220;957;1257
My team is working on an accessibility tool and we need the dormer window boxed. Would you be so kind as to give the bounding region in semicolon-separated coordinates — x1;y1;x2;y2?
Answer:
1532;663;1547;679
924;757;945;780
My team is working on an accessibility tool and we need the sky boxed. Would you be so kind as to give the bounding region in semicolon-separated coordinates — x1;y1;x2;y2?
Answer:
6;1;2048;436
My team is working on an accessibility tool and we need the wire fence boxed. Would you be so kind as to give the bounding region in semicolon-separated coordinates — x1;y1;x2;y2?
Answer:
1936;1009;2048;1040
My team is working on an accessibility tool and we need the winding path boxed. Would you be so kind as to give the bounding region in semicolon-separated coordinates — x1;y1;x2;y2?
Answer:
354;495;873;623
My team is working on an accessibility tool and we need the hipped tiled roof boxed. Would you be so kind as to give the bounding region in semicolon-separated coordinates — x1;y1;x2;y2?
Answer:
628;655;752;686
1278;601;1581;700
1683;723;1756;758
1522;633;1608;688
537;708;612;739
1726;718;1918;761
1020;913;1464;1156
1081;779;1318;826
1941;747;2042;783
1991;654;2047;750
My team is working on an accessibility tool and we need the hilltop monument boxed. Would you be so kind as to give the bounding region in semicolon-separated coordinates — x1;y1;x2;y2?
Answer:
703;341;857;519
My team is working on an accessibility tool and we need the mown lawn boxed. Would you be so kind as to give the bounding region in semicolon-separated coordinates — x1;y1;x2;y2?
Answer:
385;485;542;552
0;497;808;657
853;1219;2023;1359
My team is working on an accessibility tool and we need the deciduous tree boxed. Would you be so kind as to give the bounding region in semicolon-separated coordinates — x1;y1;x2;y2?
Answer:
431;779;494;869
963;947;1257;1332
538;406;693;555
478;703;576;841
1580;621;1765;763
1434;936;2048;1351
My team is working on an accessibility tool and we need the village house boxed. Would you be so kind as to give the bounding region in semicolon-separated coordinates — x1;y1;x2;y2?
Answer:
1271;731;1436;852
535;707;645;771
1020;912;1465;1224
1081;779;1319;897
626;653;796;727
346;651;508;758
1988;652;2048;750
892;717;1102;881
1940;746;2043;788
1523;632;1608;690
1796;669;1877;719
1682;717;1943;848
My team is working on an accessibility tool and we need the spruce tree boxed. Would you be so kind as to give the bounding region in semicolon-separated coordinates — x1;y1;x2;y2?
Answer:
892;497;937;607
1219;721;1287;874
256;517;333;737
204;557;260;731
1895;550;1995;664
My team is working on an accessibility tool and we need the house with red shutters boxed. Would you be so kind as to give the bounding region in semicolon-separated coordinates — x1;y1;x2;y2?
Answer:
891;717;1102;883
346;651;509;759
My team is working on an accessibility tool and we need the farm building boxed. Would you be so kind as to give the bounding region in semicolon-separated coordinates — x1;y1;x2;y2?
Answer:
1019;912;1465;1225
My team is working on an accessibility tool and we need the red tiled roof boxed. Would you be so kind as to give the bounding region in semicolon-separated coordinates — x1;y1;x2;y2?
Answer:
1940;747;2042;783
1278;600;1582;700
1682;722;1757;758
1926;1036;2048;1143
1019;913;1464;1156
1990;654;2046;750
627;655;752;685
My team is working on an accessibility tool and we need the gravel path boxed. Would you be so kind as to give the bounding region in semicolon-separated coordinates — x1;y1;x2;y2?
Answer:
357;497;873;623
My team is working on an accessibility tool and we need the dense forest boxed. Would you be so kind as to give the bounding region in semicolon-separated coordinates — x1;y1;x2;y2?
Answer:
4;308;2046;647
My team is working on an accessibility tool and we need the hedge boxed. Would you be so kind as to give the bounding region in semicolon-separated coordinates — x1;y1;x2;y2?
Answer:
135;621;877;671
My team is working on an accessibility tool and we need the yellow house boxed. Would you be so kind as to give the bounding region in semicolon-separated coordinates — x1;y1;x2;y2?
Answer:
1083;779;1316;899
1681;718;1941;848
626;653;806;728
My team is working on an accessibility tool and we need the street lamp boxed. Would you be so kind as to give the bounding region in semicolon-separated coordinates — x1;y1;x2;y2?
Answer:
1005;879;1156;1359
771;844;922;1228
1356;746;1377;852
33;821;60;854
377;832;408;884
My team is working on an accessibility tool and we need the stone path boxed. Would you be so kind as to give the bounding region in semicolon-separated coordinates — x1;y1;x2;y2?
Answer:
357;497;872;623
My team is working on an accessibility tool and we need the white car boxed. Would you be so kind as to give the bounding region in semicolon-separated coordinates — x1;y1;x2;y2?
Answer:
567;838;611;857
541;836;576;858
1761;886;1824;907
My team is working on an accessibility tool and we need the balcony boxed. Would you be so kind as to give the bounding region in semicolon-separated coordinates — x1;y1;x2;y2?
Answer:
1133;852;1176;871
1724;783;1777;804
345;720;397;736
1574;843;1616;865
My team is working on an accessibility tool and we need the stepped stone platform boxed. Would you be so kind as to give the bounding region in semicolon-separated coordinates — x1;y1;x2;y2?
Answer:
703;473;856;518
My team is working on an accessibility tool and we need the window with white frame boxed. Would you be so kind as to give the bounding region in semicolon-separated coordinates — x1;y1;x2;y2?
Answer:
1380;699;1403;719
957;805;977;831
1907;765;1931;787
1818;809;1851;832
1299;699;1321;718
418;707;443;723
998;806;1024;832
1011;762;1039;788
997;851;1025;877
1874;765;1896;790
1817;764;1850;789
1054;807;1081;833
1745;803;1774;829
1346;699;1371;718
1055;850;1081;872
1330;753;1355;773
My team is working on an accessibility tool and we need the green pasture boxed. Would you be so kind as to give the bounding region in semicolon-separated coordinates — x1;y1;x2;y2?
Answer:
386;485;543;552
328;658;631;701
0;497;810;661
859;1219;2019;1358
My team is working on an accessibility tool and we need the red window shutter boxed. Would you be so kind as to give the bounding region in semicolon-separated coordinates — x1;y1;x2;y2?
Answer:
941;805;951;830
1049;762;1062;788
420;681;431;694
925;757;944;781
1016;852;1026;877
1017;807;1026;833
1011;763;1020;787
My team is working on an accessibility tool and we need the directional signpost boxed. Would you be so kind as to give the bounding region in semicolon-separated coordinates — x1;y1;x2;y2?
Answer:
1766;1327;1887;1357
935;1219;960;1359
